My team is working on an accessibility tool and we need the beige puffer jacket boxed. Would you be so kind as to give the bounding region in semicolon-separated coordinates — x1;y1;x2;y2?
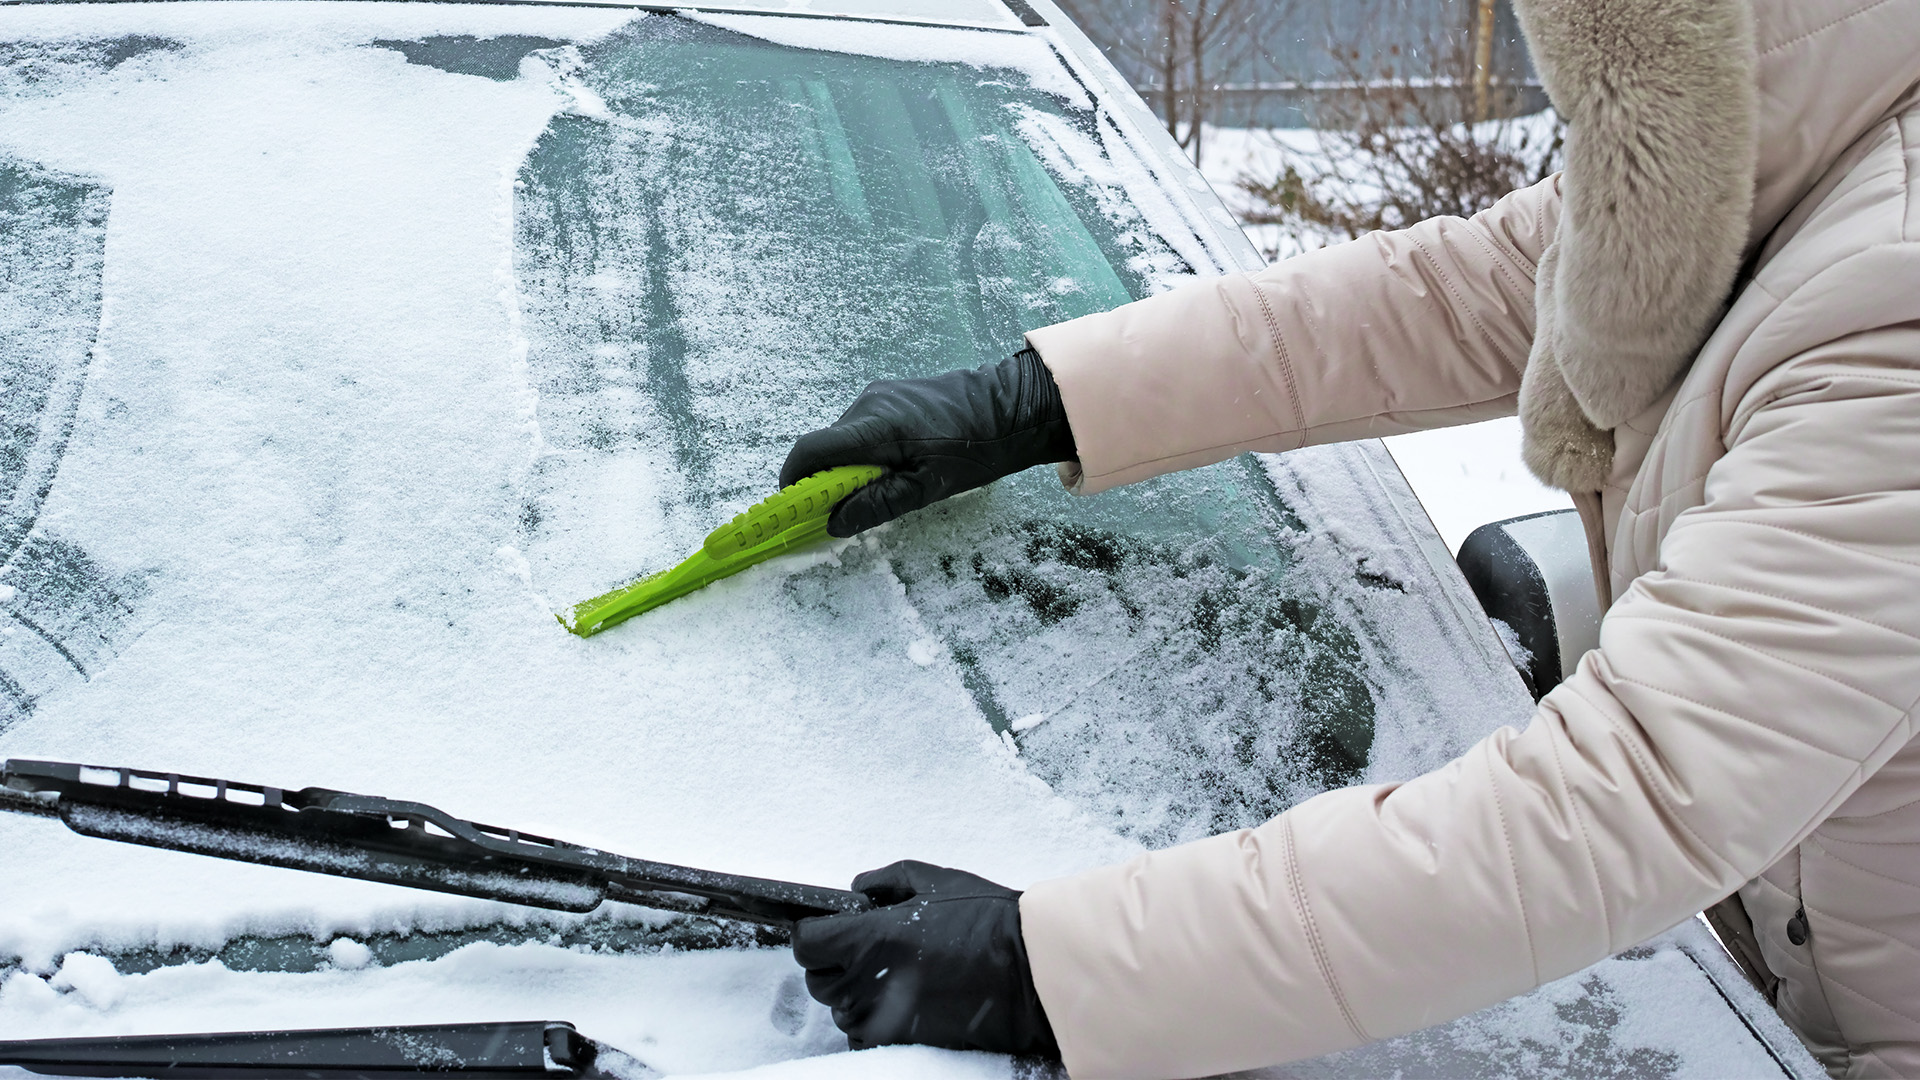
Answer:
1016;1;1920;1077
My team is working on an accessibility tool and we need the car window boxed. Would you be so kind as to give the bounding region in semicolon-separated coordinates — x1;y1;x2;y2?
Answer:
507;14;1401;850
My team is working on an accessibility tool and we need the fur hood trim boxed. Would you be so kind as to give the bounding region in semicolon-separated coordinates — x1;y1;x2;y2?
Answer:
1512;0;1758;492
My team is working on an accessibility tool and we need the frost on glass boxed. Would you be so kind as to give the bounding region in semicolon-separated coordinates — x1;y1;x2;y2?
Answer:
372;35;566;82
1284;924;1809;1080
512;16;1381;846
0;159;142;734
0;35;180;98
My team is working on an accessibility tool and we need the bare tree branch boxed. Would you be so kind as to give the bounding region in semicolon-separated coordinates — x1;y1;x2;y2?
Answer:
1056;0;1294;163
1234;13;1563;259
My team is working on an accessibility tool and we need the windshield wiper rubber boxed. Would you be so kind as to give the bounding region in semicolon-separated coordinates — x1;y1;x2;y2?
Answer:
0;1021;616;1079
0;758;871;930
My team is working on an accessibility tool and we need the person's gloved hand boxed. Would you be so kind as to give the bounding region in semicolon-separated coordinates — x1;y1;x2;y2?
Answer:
780;348;1076;537
790;860;1059;1058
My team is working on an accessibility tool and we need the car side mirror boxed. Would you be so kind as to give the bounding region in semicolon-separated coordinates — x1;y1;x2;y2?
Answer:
1456;509;1602;701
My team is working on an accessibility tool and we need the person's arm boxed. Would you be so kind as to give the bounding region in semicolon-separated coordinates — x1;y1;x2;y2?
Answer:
1020;325;1920;1078
782;176;1561;535
1031;174;1561;494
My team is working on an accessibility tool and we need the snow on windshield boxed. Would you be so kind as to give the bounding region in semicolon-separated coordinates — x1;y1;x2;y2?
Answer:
0;0;1146;939
686;12;1086;105
0;4;1801;1077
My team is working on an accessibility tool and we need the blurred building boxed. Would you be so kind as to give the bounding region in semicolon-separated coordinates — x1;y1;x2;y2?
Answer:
1057;0;1544;129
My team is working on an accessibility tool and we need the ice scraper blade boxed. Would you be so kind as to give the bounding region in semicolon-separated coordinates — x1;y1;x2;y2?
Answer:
559;464;882;637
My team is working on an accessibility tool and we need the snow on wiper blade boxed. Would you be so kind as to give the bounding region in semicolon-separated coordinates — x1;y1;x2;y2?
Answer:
0;759;870;930
0;1021;633;1079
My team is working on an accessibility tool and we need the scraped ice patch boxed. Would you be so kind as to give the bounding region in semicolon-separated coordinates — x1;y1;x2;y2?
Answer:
687;13;1087;108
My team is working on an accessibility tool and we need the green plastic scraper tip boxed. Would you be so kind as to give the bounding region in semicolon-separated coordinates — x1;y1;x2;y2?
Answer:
559;464;884;637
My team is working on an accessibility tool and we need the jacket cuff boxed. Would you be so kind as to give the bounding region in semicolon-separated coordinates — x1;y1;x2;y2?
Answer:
1019;825;1361;1079
1024;274;1306;496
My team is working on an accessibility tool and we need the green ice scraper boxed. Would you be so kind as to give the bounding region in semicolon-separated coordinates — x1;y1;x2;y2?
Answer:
560;464;883;637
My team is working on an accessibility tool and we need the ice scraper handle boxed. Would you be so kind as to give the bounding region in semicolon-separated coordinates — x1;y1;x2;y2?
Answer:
0;758;872;930
702;464;883;558
780;347;1077;537
558;464;884;636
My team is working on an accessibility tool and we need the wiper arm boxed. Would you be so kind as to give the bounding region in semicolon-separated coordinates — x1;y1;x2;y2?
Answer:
0;759;870;930
0;1021;629;1079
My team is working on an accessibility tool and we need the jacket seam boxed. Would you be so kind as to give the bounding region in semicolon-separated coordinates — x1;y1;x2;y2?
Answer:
1406;235;1518;374
1464;214;1531;273
1770;867;1852;1065
1832;785;1920;820
1808;957;1920;1027
1673;575;1920;645
1543;731;1614;948
1651;465;1718;507
1758;0;1900;57
1279;816;1370;1042
1460;220;1534;279
1700;519;1920;571
1482;750;1541;985
1249;286;1308;449
1604;674;1860;763
1638;387;1719;452
1761;241;1920;316
1563;681;1740;878
1803;837;1920;897
1458;230;1536;380
1747;369;1920;395
1603;612;1910;712
1905;108;1915;242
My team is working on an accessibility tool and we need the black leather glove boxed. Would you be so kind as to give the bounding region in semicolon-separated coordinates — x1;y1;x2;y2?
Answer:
780;348;1076;537
790;861;1060;1058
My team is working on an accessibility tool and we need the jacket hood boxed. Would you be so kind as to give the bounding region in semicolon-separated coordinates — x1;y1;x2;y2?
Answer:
1512;0;1920;492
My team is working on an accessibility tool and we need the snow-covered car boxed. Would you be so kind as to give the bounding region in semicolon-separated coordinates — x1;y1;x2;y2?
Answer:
0;0;1818;1076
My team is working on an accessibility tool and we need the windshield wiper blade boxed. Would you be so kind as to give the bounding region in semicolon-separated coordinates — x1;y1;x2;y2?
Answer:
0;759;870;930
0;1021;627;1079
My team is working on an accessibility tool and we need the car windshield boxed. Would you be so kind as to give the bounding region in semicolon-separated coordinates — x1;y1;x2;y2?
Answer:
0;4;1802;1077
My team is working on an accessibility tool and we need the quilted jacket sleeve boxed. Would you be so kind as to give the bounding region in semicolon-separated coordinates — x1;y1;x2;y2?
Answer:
1025;176;1560;494
1018;326;1920;1079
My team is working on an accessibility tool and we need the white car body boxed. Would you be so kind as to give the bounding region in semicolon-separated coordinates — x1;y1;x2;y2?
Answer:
0;0;1815;1074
